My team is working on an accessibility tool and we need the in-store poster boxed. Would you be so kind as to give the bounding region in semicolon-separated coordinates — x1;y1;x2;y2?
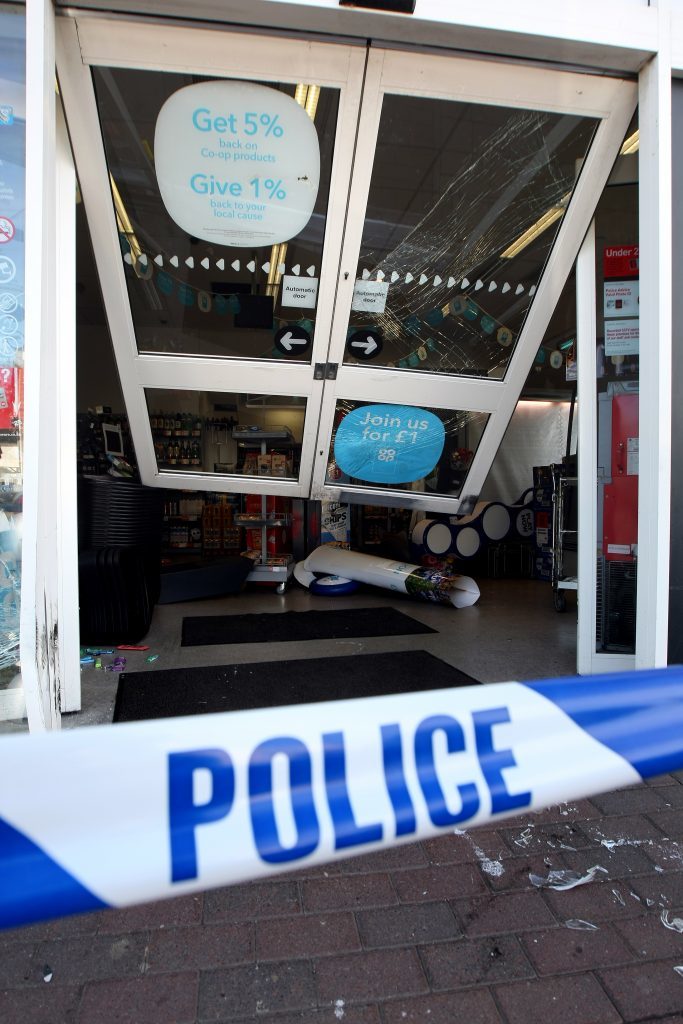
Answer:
603;245;639;357
605;318;640;357
154;81;320;248
604;280;639;318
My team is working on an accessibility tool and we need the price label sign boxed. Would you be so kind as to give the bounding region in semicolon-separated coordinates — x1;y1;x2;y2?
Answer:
155;81;320;248
334;403;445;485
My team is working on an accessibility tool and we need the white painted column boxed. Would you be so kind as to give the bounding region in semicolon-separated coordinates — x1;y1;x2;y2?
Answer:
576;222;599;676
636;1;673;668
56;100;81;713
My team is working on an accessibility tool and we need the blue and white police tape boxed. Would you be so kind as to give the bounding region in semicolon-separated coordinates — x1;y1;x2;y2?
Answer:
2;667;683;930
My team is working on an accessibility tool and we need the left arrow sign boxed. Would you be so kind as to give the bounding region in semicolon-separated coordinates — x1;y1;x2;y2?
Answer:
274;325;312;356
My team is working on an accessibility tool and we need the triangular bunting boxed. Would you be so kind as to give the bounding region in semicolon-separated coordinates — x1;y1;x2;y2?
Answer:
123;253;133;265
154;254;164;267
201;257;210;270
362;269;371;280
405;273;414;284
391;271;400;283
461;278;469;289
433;276;442;287
447;277;456;289
262;262;271;274
229;259;238;272
247;260;256;273
169;256;179;268
488;281;497;292
515;284;524;295
292;264;300;276
419;274;428;285
502;282;511;294
376;270;385;281
474;279;483;291
185;257;194;269
138;254;148;267
529;284;537;296
306;266;316;277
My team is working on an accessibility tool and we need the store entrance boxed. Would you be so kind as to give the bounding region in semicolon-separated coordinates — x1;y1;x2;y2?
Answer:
60;12;636;716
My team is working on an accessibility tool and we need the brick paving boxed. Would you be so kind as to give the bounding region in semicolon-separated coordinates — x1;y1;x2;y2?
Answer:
2;776;683;1023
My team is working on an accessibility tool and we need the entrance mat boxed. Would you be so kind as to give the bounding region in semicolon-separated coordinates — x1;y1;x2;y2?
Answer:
113;650;480;722
181;606;437;647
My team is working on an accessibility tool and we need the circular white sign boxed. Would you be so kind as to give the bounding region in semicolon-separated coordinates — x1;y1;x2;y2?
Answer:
154;81;321;248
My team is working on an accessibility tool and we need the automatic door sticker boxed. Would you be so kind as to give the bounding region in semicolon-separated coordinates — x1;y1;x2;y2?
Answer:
154;81;320;247
334;403;445;485
351;280;389;313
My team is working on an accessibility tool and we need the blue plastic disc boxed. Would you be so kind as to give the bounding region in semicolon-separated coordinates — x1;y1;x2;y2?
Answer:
309;574;360;596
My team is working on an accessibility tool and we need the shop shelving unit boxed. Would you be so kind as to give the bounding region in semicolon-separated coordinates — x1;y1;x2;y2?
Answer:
232;426;295;593
551;468;578;612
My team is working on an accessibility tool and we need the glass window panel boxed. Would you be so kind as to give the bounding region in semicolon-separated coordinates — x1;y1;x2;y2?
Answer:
0;7;25;697
326;399;488;499
144;389;306;479
594;148;638;654
344;95;597;378
93;67;339;361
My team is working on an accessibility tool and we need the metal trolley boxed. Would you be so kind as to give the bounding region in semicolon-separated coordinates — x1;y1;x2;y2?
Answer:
551;467;577;612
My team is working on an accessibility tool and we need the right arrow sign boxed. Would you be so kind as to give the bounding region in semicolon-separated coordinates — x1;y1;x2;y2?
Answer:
347;329;383;361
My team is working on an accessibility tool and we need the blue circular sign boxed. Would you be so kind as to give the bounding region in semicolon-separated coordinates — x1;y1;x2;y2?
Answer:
334;404;446;485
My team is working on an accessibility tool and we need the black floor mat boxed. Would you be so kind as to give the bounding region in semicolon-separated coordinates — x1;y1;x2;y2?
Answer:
113;650;480;722
181;606;437;647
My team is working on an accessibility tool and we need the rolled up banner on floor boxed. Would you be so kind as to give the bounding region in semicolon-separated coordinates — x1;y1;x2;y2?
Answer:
2;667;683;930
303;544;480;608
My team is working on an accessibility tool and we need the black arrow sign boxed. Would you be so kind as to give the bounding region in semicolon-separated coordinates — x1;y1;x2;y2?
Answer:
274;325;312;356
347;329;383;361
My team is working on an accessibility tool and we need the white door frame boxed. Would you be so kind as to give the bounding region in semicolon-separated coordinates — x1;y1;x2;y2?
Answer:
56;15;367;499
636;21;672;670
52;8;673;688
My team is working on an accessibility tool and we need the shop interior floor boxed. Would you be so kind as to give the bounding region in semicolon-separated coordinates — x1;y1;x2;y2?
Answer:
0;577;577;733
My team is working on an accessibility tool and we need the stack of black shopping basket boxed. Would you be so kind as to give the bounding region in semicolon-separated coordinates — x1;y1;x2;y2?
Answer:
77;476;163;644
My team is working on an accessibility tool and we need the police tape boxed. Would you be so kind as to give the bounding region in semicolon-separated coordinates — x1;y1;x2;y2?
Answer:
1;667;683;930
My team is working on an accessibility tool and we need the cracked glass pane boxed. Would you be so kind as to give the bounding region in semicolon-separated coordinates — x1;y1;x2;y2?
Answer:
345;95;597;377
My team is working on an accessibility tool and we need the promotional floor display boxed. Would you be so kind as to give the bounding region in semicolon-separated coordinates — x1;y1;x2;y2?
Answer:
1;666;682;929
412;498;534;562
299;544;480;608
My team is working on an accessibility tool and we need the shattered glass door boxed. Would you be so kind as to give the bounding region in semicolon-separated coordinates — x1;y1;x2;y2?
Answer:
312;50;636;513
343;98;595;379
